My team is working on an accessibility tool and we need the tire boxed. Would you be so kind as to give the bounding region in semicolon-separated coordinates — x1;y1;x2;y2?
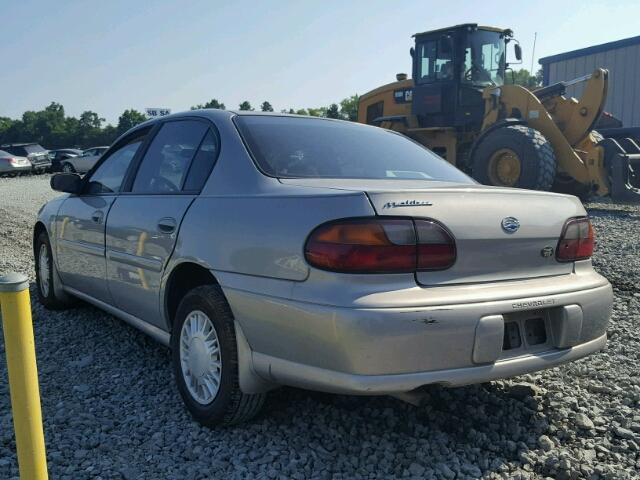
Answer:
472;125;557;191
171;285;265;426
61;162;75;173
34;232;74;310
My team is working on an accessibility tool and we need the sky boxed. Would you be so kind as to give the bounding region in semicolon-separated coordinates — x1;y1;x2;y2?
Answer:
1;0;639;124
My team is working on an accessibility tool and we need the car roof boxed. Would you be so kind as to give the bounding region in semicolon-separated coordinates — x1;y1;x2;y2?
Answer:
0;142;42;147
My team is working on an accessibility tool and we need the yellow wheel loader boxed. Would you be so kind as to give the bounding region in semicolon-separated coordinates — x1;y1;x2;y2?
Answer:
358;24;640;201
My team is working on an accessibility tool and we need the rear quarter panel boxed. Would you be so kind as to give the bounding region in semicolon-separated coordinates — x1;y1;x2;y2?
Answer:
171;191;375;283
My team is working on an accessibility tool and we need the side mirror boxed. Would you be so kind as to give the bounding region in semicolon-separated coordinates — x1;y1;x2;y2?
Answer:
409;47;415;58
514;43;522;61
51;173;82;194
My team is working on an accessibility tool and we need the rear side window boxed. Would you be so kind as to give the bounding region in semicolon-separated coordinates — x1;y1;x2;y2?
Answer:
132;120;208;194
235;116;473;183
7;146;26;156
183;129;219;191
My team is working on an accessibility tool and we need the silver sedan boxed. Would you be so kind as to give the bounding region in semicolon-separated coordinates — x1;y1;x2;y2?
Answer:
33;110;613;426
0;149;31;176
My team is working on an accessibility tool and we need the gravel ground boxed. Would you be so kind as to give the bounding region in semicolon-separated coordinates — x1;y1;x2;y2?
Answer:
0;174;638;479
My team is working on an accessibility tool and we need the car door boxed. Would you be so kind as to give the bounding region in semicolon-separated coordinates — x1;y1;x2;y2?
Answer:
105;119;220;328
76;149;95;172
54;130;150;302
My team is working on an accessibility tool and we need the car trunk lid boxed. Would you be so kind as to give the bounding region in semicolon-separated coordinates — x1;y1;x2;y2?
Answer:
368;187;583;285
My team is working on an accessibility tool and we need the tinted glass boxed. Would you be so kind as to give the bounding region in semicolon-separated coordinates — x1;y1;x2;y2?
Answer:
417;39;454;83
7;147;26;156
236;116;473;183
132;120;208;194
183;129;219;191
86;136;145;194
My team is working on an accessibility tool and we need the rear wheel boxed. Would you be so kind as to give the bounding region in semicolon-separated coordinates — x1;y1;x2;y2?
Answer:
472;125;556;191
171;285;265;426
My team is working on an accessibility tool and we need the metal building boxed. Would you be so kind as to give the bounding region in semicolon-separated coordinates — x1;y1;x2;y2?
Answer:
539;35;640;127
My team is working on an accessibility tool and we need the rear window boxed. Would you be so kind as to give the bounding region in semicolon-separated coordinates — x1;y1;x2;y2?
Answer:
23;144;46;154
235;116;472;182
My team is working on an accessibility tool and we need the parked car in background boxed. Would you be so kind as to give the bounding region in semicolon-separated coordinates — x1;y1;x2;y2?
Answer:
59;146;108;173
34;111;613;426
49;148;83;172
0;149;32;176
0;143;51;173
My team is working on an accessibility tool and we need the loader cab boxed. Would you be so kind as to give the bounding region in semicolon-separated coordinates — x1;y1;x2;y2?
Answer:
411;24;512;129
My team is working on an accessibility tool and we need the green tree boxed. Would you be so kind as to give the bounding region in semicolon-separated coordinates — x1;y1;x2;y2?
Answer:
117;109;147;136
306;107;326;117
326;103;341;119
191;98;225;110
239;101;253;111
339;94;359;121
295;108;308;116
260;101;274;112
506;69;541;89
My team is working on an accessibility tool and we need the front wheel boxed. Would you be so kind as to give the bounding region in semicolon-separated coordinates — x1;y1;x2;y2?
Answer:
34;232;75;310
61;162;76;173
472;125;557;191
171;285;265;426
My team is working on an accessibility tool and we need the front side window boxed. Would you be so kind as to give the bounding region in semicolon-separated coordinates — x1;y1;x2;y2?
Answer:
85;133;146;194
236;116;473;183
417;38;454;83
132;120;208;194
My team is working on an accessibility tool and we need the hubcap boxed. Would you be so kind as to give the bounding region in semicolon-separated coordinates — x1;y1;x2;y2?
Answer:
38;244;50;297
179;310;221;405
488;148;521;186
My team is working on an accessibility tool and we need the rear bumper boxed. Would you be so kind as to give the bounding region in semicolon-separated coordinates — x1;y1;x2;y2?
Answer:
0;164;31;174
30;160;52;171
251;333;607;394
225;278;612;394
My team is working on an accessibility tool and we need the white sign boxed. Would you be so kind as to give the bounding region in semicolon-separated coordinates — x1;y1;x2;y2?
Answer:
145;108;171;118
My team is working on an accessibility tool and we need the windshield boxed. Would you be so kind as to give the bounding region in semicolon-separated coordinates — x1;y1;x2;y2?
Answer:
462;30;505;86
235;116;474;183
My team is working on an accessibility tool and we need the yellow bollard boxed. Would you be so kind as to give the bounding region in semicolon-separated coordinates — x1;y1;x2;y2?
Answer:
0;272;48;480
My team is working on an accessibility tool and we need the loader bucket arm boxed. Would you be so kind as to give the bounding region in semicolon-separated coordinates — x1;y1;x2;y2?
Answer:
482;83;610;196
535;69;609;146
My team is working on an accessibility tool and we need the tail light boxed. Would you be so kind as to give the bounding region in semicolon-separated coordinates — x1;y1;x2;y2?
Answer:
304;218;456;273
415;220;457;270
8;157;20;166
556;217;594;261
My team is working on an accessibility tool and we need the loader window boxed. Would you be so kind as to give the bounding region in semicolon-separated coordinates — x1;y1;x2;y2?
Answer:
417;39;454;83
461;30;505;86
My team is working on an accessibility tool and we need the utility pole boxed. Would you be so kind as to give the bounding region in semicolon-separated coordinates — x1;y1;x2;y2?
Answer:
531;32;538;74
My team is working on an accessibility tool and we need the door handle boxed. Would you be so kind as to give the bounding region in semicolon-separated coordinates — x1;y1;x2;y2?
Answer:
157;217;177;233
91;210;103;223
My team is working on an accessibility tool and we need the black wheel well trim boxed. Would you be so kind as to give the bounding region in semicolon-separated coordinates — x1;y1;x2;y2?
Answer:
469;118;528;162
164;261;219;332
33;221;47;256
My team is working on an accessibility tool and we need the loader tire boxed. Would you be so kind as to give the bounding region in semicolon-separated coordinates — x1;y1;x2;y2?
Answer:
472;125;556;191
